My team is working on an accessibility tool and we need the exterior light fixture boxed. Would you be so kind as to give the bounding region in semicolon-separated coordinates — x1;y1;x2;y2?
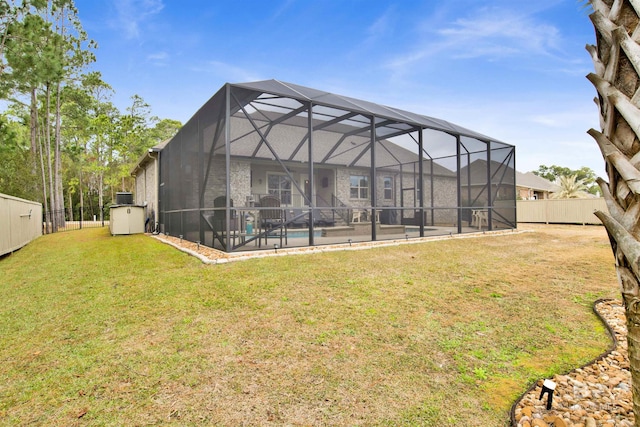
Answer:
348;239;352;247
196;241;200;250
274;244;279;252
539;379;556;410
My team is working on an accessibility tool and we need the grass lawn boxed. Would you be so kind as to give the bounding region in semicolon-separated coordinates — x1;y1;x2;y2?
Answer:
0;224;618;426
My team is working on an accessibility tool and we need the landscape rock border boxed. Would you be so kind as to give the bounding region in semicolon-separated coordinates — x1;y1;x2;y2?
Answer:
150;228;527;264
510;299;631;427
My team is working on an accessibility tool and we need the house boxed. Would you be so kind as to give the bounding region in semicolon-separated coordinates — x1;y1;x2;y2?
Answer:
459;158;517;230
131;139;170;231
133;80;517;252
516;171;559;200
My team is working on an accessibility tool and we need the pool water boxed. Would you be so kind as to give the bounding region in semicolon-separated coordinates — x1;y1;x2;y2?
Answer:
287;230;323;238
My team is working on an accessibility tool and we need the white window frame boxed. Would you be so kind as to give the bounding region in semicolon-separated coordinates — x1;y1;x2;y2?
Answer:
383;176;393;200
350;175;369;200
267;173;292;205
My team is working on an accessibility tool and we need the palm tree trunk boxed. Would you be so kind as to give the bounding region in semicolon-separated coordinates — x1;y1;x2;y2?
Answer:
587;1;640;425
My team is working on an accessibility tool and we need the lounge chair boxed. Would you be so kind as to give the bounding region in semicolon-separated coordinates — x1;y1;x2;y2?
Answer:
287;208;309;228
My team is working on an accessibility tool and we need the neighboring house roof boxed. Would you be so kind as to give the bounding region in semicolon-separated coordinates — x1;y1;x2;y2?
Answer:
459;158;516;185
516;171;560;192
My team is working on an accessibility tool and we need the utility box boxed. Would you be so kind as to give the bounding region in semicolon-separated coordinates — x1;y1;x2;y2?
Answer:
116;192;133;205
109;205;145;235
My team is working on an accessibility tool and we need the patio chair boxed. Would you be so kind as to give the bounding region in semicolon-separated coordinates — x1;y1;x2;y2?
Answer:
471;210;479;228
471;209;488;230
477;210;489;229
351;209;363;223
259;195;287;246
203;196;236;250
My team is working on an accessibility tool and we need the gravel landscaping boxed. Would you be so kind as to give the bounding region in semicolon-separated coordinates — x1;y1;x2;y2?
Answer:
513;300;632;427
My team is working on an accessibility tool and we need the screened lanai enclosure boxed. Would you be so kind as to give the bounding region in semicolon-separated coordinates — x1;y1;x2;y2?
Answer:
159;80;516;252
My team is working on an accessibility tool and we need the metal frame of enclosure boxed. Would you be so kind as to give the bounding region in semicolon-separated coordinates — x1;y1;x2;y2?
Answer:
159;80;516;252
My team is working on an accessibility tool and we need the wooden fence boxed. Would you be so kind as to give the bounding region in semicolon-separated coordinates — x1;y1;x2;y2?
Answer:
516;198;607;225
0;193;43;256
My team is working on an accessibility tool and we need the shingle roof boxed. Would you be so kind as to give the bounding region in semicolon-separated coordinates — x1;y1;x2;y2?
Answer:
232;80;507;144
227;113;456;176
515;171;560;192
130;138;172;176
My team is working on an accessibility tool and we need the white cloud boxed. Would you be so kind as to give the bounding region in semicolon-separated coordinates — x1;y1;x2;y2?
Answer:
190;61;263;83
529;109;593;128
366;7;395;41
112;0;164;39
148;52;167;59
270;0;296;21
387;6;562;71
147;51;169;66
438;8;560;56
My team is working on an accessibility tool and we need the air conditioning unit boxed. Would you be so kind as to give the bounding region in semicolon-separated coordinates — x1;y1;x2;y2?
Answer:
116;192;133;205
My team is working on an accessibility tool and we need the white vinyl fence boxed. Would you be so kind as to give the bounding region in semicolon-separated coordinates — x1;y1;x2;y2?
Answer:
0;193;42;256
516;198;607;225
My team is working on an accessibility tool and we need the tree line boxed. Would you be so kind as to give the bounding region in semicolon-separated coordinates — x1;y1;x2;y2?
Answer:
532;164;600;198
0;0;181;231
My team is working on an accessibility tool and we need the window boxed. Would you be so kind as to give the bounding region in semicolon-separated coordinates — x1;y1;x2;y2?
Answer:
383;176;393;200
267;174;292;205
350;175;369;199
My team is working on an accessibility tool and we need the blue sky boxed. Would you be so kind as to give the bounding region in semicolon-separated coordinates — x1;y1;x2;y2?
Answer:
75;0;602;176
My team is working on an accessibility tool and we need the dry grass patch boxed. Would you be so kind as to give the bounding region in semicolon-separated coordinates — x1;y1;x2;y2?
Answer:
0;224;618;426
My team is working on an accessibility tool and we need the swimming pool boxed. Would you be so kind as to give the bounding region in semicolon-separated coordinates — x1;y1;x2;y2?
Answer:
287;230;323;238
